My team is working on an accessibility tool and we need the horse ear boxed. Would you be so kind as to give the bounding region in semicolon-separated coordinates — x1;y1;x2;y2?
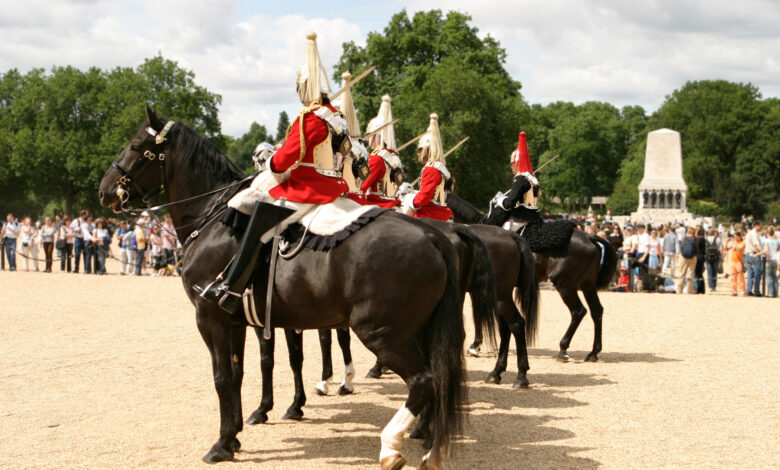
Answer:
145;104;163;130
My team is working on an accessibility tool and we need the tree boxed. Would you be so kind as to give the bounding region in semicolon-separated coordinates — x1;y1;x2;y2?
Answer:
275;111;290;144
226;122;270;172
0;57;223;216
333;9;525;204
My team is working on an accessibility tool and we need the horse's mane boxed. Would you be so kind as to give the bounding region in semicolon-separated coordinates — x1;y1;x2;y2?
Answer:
172;122;245;186
445;193;485;224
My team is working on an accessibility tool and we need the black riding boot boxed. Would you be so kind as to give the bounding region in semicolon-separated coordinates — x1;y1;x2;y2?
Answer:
202;201;295;314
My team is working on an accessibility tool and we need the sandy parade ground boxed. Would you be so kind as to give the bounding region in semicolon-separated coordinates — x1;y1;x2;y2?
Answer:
1;254;778;470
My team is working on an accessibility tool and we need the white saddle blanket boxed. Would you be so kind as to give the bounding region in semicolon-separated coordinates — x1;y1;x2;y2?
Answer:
298;197;376;236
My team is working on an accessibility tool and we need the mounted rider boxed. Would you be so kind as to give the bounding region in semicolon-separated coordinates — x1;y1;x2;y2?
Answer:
202;31;352;313
336;71;370;197
251;142;276;172
399;113;453;221
359;95;404;208
486;131;542;226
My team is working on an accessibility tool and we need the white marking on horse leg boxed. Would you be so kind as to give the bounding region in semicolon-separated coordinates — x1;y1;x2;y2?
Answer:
315;380;329;395
379;405;415;462
340;362;355;392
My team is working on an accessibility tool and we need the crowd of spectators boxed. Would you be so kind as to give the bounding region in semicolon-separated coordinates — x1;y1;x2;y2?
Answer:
574;216;779;297
1;210;180;276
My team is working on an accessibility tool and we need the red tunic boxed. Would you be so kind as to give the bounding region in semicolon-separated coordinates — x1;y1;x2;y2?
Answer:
359;152;401;208
268;103;348;204
413;165;453;221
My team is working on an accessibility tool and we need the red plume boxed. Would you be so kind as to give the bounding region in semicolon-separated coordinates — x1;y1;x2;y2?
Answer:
510;131;533;174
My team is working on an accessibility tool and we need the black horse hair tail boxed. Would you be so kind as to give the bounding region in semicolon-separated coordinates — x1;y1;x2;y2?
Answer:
451;225;496;348
510;232;540;346
593;235;618;290
422;230;466;464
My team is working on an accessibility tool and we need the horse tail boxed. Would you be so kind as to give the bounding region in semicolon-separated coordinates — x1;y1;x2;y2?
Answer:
509;232;540;346
451;225;496;348
593;235;618;290
422;231;466;463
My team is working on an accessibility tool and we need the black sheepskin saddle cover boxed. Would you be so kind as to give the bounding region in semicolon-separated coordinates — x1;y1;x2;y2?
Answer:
517;218;576;256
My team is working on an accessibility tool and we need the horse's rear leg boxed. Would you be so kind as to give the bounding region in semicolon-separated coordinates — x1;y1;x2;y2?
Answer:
494;299;530;388
316;328;334;395
246;327;275;425
197;311;241;463
467;292;484;357
374;344;434;470
485;316;511;384
583;289;604;362
366;358;386;379
282;329;306;420
557;288;587;362
336;328;355;395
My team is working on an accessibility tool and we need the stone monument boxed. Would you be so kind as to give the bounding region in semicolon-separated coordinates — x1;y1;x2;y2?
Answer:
630;128;693;223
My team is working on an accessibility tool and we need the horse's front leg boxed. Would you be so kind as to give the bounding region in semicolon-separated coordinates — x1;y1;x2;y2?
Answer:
246;327;275;425
196;308;240;463
228;323;246;451
282;328;306;420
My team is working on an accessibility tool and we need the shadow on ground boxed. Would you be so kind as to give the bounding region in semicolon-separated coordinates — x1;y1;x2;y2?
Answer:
528;348;679;363
236;377;600;469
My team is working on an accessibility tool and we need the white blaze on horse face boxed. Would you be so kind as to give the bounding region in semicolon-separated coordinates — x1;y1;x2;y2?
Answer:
379;405;415;461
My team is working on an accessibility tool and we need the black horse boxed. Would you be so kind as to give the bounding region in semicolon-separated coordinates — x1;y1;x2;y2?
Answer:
365;220;540;393
99;108;493;469
446;193;617;363
248;219;501;430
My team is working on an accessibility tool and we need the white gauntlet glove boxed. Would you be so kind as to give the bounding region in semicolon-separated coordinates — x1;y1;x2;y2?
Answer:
396;182;415;199
401;192;418;211
491;191;508;210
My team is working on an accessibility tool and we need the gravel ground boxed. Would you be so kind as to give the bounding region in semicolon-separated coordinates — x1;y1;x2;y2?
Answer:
1;259;778;469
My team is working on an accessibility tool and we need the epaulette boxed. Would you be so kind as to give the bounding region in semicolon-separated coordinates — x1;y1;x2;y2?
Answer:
314;106;349;135
427;161;451;179
376;148;402;169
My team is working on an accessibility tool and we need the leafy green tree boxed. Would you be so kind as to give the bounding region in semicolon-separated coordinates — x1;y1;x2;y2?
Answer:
227;122;270;172
275;111;290;143
333;9;524;204
0;57;222;216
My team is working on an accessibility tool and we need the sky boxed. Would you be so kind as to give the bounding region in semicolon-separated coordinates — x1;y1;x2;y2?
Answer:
1;0;779;137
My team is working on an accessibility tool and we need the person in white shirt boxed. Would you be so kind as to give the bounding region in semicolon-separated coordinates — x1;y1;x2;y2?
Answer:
636;224;651;265
3;213;20;271
744;221;765;296
764;227;778;297
81;215;95;274
19;217;39;272
70;210;88;273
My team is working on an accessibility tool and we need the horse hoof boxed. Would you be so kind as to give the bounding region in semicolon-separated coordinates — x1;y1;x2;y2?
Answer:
282;408;303;421
418;454;442;469
485;374;501;384
380;454;406;470
513;378;530;389
202;445;233;463
557;352;570;363
230;437;241;452
585;354;598;362
337;385;354;395
246;410;269;425
466;347;480;357
315;388;327;396
365;369;382;379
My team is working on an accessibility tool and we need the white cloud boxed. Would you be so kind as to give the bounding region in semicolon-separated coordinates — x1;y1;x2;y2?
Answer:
1;0;779;139
400;0;780;111
0;0;364;137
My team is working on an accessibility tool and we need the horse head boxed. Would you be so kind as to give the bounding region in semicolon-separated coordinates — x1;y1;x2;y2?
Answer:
99;105;174;213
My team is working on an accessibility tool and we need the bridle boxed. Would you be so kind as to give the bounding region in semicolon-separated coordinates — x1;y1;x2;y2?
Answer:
111;120;175;211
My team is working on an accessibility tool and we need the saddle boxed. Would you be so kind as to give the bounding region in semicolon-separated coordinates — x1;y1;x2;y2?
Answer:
515;218;576;256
